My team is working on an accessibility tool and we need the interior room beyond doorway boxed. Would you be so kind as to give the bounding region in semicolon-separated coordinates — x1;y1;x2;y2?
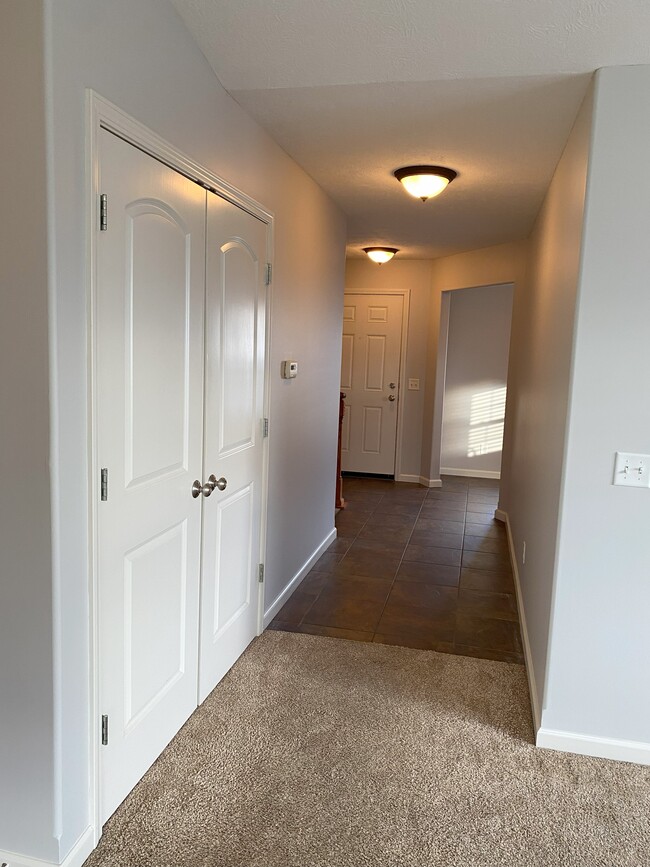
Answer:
438;282;514;480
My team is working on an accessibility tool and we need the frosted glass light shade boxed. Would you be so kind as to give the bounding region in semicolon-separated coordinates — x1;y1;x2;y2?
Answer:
363;247;399;264
394;165;457;201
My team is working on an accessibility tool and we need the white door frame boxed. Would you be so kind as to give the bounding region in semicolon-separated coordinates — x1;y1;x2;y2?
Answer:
85;91;274;844
343;288;410;481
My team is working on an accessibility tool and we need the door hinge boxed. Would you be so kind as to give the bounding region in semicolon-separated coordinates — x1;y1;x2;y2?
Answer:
258;564;264;583
263;417;269;438
99;193;108;231
265;262;272;285
100;468;108;501
101;714;109;746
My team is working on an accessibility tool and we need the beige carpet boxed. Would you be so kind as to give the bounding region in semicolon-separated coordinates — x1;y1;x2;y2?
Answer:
85;631;650;867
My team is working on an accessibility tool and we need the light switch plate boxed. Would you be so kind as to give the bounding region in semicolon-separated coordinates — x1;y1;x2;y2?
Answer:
281;360;298;379
408;378;420;391
612;452;650;487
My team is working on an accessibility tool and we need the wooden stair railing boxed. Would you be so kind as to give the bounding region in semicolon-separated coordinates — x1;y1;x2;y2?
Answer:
336;392;346;510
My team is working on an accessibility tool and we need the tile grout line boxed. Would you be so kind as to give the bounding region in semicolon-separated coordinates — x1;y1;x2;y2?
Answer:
369;494;427;642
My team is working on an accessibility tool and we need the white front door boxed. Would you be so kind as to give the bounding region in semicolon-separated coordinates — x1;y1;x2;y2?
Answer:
340;293;404;475
96;129;206;822
198;193;268;702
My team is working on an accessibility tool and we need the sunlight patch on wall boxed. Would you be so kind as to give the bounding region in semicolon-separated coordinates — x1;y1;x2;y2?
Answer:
467;386;507;457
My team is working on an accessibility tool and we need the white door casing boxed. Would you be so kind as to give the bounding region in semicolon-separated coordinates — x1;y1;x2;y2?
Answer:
96;129;206;823
198;193;268;702
341;293;404;475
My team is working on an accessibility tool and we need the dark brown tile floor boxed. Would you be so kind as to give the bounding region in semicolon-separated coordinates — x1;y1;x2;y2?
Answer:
268;475;524;664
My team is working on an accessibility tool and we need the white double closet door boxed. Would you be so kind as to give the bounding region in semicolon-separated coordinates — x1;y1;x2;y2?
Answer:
96;129;267;823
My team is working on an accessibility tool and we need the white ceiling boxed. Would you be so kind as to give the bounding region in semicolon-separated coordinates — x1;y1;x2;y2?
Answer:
171;0;650;259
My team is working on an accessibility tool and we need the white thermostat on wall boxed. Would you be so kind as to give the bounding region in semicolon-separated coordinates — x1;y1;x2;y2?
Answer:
281;360;298;379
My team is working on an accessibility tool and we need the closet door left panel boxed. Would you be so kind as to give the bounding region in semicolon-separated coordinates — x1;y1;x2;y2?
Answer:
96;129;206;824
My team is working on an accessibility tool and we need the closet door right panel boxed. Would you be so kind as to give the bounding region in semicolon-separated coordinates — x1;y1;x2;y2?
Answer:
199;193;268;702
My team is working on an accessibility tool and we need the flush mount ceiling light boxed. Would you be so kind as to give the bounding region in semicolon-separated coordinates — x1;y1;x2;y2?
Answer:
394;165;457;202
363;246;399;264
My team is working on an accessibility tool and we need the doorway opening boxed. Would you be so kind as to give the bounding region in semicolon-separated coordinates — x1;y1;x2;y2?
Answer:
433;283;514;482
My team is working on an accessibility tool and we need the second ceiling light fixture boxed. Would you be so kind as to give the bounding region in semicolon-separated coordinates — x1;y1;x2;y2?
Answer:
363;164;457;264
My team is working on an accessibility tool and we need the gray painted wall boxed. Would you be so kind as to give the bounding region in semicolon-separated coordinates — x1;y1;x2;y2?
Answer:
543;65;650;743
0;2;56;860
499;83;594;718
440;283;513;477
2;0;346;861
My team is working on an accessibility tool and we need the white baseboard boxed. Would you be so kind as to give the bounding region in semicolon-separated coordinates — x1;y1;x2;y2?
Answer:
263;528;337;626
441;467;501;479
537;728;650;766
498;509;541;731
1;826;94;867
500;509;650;768
395;474;442;488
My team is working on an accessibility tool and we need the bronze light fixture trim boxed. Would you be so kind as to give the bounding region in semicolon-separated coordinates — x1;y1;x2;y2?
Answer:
394;165;457;202
363;246;399;264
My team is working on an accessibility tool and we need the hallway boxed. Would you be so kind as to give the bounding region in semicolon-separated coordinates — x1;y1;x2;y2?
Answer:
269;476;523;663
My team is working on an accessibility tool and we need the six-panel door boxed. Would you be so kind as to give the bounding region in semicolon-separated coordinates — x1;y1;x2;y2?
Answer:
341;294;404;475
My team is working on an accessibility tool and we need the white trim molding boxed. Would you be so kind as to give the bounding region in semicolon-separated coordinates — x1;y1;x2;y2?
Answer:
263;528;337;626
395;474;442;488
496;508;541;731
86;90;275;858
0;827;94;867
537;729;650;766
498;507;650;767
441;467;501;479
395;473;421;485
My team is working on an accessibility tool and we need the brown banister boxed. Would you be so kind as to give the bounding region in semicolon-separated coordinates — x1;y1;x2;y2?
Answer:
336;392;346;509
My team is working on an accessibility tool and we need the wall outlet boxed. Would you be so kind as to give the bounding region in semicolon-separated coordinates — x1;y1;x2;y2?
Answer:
408;378;420;390
612;452;650;487
522;541;526;565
